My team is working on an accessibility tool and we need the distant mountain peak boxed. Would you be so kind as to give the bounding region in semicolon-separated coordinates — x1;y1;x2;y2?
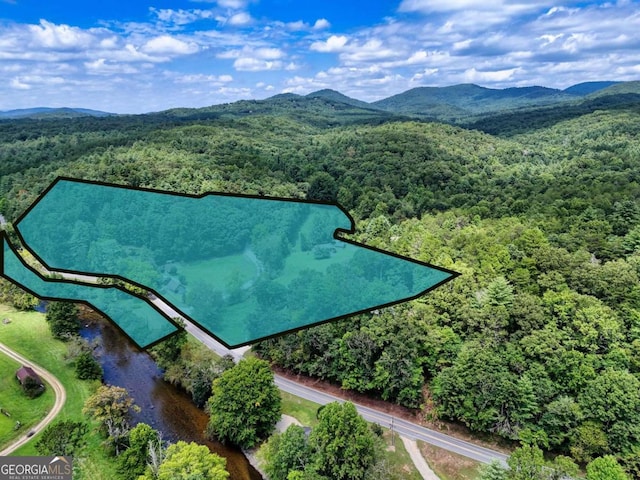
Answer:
563;81;621;96
305;89;372;109
266;92;302;100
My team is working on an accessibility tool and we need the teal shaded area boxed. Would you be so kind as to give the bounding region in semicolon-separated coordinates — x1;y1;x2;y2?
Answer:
0;236;178;348
15;179;454;347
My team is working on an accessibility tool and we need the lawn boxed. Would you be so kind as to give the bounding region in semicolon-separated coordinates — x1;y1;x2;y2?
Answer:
0;304;120;480
280;390;321;428
0;351;55;449
419;440;483;480
382;430;423;480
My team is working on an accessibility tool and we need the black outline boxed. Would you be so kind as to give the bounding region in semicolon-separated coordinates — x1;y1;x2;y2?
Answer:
10;176;460;349
0;232;181;351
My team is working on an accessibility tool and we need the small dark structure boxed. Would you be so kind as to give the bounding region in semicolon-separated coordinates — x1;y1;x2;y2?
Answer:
16;366;41;385
16;366;45;398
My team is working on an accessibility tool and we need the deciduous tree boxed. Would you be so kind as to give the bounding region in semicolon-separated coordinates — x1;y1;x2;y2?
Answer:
206;357;281;448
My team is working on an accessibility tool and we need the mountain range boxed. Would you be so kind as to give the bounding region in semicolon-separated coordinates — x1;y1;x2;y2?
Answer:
2;81;638;131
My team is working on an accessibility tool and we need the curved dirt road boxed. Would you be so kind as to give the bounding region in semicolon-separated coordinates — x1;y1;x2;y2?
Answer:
0;341;66;455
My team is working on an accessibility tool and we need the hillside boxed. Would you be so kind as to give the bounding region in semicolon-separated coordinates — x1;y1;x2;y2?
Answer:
305;89;373;109
156;94;400;127
563;81;621;96
370;83;578;121
464;85;640;136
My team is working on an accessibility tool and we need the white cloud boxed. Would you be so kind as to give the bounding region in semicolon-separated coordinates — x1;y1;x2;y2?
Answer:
310;35;349;52
463;67;521;82
255;47;284;59
313;18;331;30
142;35;199;55
228;12;252;26
410;68;439;83
216;0;249;8
10;78;30;90
538;33;564;45
399;0;546;14
28;20;95;50
84;58;140;75
217;46;285;60
285;20;307;31
340;38;398;63
174;73;233;83
151;8;215;25
233;57;283;71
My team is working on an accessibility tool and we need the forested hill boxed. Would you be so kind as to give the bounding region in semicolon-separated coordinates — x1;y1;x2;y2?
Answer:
2;85;640;475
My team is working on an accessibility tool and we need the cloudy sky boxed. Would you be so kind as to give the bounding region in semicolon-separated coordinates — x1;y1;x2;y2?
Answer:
0;0;638;113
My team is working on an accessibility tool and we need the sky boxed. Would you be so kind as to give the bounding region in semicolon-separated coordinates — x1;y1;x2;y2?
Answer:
0;0;639;113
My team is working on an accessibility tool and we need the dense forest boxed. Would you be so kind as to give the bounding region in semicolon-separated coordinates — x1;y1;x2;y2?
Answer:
2;82;640;475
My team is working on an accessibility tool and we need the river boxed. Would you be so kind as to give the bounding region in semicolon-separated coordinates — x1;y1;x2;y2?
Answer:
79;312;262;480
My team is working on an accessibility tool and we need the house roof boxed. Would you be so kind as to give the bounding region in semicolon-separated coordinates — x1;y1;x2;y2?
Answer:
16;366;42;384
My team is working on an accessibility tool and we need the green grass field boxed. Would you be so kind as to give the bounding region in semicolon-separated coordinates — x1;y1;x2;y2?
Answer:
0;304;119;480
0;351;55;449
280;390;321;428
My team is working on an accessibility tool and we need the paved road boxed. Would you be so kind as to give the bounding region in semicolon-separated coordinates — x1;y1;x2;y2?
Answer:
0;342;67;455
274;374;508;466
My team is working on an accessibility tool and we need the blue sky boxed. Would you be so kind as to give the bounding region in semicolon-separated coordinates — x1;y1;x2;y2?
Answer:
0;0;638;113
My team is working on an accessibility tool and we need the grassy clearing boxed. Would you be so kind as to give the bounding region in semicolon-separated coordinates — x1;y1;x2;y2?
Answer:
0;351;55;449
419;440;483;480
382;430;423;480
0;304;119;480
280;390;321;428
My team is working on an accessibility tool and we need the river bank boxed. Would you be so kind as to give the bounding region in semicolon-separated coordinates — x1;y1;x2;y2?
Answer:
79;310;261;480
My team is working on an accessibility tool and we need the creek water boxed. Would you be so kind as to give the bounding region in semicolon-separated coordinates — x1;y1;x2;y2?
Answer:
79;314;262;480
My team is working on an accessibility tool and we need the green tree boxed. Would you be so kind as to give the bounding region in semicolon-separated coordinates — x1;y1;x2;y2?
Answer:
150;318;187;369
570;421;610;464
306;172;338;202
21;375;45;398
578;369;640;454
35;420;87;456
478;460;507;480
75;351;103;380
46;301;80;340
539;395;583;449
506;444;546;480
586;455;629;480
139;441;228;480
263;425;311;480
206;357;281;448
82;385;140;454
118;423;161;478
308;402;376;480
